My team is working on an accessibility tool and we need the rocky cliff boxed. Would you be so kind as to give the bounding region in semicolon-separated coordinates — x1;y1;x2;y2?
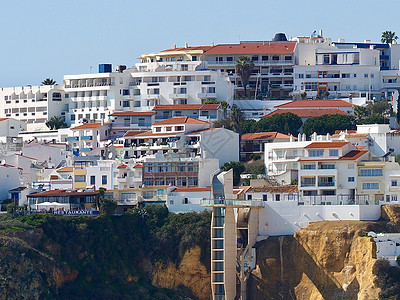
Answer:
2;205;400;299
249;204;400;299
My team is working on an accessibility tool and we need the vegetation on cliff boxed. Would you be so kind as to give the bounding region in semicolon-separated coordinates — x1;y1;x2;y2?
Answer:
0;205;211;300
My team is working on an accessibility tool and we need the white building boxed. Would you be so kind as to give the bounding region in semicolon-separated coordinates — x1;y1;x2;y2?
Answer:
0;85;68;131
166;187;211;213
68;122;110;156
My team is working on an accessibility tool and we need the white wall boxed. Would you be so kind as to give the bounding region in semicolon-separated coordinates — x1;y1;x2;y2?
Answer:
258;201;381;236
167;190;211;213
0;165;23;200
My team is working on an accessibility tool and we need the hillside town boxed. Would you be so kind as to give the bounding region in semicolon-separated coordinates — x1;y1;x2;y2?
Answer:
3;31;400;299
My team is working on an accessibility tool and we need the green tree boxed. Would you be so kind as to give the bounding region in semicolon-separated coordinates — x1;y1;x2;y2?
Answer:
229;105;245;134
45;116;68;130
358;113;389;125
300;92;307;100
321;90;330;99
98;187;117;216
241;119;257;134
235;56;254;97
41;78;56;85
302;114;356;136
381;31;398;44
221;161;245;186
257;113;302;135
354;106;369;123
366;100;393;117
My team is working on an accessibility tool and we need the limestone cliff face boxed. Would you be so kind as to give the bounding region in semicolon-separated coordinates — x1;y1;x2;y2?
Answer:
249;221;382;299
0;229;77;300
152;246;211;300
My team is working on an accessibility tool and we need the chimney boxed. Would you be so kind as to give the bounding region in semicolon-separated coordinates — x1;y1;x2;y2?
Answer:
319;29;323;37
172;44;176;49
184;42;188;48
211;42;214;46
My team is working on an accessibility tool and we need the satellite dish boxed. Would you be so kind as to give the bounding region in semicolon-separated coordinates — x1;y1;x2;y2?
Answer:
108;152;113;159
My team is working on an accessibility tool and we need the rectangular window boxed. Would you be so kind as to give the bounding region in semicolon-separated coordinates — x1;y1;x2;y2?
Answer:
182;197;189;204
348;177;355;182
329;149;338;156
262;56;268;61
122;89;129;96
247;194;252;200
319;164;335;169
226;57;233;62
302;164;316;169
362;182;379;190
392;180;398;187
75;175;86;182
102;175;107;185
123;101;130;107
392;195;398;201
309;150;324;157
360;169;383;176
90;175;95;185
262;194;268;201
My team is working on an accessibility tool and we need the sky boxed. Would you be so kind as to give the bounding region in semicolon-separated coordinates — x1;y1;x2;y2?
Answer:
1;0;400;87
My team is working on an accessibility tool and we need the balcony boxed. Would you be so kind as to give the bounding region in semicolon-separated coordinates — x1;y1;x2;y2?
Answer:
81;136;93;140
117;177;127;183
67;136;79;141
197;92;217;98
318;181;335;187
169;93;188;99
81;148;92;152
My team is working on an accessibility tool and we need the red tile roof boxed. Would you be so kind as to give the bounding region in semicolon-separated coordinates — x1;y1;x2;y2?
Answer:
133;164;143;168
111;111;155;116
264;108;348;118
299;150;368;162
172;187;211;192
0;118;9;122
117;164;127;169
186;128;217;135
305;142;349;149
241;132;292;141
57;166;74;173
27;189;98;197
154;104;202;110
200;104;221;110
275;99;356;108
205;42;296;54
160;46;213;53
152;116;210;126
339;150;368;160
72;123;107;130
124;130;148;137
334;130;357;134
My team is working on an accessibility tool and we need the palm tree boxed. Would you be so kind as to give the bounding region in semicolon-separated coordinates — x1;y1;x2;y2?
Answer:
41;78;56;85
235;56;254;98
229;105;245;134
381;31;398;44
45;116;68;130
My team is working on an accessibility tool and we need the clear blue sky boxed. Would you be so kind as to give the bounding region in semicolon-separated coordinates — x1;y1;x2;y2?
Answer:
1;0;399;87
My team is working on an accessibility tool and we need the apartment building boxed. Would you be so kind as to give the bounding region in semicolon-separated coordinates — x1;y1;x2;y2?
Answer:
68;122;110;155
203;40;296;99
121;116;239;166
0;85;68;131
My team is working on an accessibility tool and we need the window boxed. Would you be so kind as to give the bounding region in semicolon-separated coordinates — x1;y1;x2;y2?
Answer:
102;175;107;185
75;175;86;182
182;197;189;204
341;73;350;78
247;194;252;200
275;194;281;201
348;177;355;182
319;164;335;169
155;127;161;132
303;164;316;169
309;150;324;157
329;149;339;156
170;200;174;205
392;195;398;201
262;56;268;61
226;57;233;62
251;55;259;61
192;56;197;61
262;194;268;201
362;182;379;190
392;180;398;187
123;101;130;107
175;126;184;131
348;164;355;169
298;74;304;78
360;169;383;176
90;176;95;185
